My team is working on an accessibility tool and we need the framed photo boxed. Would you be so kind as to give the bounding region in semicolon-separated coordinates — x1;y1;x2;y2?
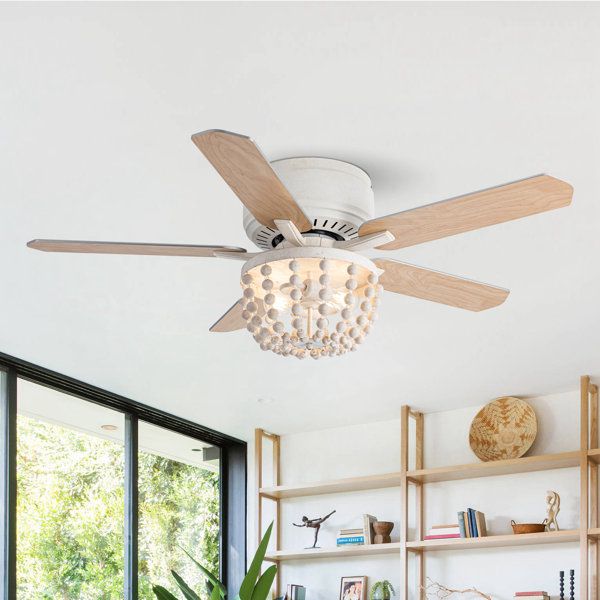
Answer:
340;576;367;600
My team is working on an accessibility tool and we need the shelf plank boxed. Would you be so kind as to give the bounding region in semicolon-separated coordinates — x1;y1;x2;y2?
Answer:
406;529;579;552
588;528;600;538
265;542;402;561
588;449;600;464
260;472;402;499
407;451;581;484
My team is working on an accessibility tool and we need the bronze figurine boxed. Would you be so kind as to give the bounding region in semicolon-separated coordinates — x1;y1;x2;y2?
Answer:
293;510;336;548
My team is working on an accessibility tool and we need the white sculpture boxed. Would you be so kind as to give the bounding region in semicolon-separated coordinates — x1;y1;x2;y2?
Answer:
546;490;560;531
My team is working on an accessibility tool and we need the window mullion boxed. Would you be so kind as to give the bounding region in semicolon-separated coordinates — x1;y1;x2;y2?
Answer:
0;368;17;600
124;413;138;599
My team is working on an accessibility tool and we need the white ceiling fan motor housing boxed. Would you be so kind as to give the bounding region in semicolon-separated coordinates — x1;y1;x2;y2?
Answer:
243;157;375;249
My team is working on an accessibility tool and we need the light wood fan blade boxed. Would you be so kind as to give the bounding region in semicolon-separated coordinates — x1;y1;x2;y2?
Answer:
191;129;312;231
209;298;265;332
374;258;509;311
360;175;573;250
27;239;247;257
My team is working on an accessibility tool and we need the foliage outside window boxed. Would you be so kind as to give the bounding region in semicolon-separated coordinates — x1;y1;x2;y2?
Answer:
17;415;219;599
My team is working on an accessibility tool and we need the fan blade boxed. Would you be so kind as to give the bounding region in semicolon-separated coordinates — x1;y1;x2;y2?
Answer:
374;258;509;311
209;298;264;332
209;300;246;332
360;175;573;250
191;129;312;231
27;239;247;257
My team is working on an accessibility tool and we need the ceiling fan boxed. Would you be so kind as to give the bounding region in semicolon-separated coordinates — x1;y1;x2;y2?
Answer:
28;129;573;359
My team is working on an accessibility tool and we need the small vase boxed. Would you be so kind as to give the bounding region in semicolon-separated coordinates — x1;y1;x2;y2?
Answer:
373;521;394;544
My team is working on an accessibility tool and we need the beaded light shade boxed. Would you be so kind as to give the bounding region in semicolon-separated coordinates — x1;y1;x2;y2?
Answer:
240;248;382;359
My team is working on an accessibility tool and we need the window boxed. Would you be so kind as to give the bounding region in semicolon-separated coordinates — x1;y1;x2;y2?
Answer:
17;380;125;598
0;352;246;599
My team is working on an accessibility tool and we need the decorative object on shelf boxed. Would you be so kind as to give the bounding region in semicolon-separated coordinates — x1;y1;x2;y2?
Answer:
152;521;276;600
287;584;306;600
340;576;367;600
293;509;336;549
423;578;491;600
363;513;377;544
373;521;394;544
559;571;565;600
370;580;395;600
546;490;561;531
570;569;574;600
469;396;538;461
511;519;548;534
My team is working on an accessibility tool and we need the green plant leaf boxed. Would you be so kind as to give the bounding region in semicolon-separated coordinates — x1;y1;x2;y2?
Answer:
172;570;201;600
153;585;180;600
211;579;223;600
239;521;274;600
250;565;277;600
180;547;227;597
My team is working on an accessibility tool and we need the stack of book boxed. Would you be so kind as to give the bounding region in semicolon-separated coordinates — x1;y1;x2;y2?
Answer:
286;585;306;600
514;592;549;600
336;514;378;546
424;524;461;540
457;508;487;538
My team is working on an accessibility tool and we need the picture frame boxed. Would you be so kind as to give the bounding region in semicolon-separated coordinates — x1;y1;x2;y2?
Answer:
340;576;367;600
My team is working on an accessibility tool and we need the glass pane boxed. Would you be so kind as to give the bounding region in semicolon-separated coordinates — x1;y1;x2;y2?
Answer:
17;379;125;599
138;422;220;599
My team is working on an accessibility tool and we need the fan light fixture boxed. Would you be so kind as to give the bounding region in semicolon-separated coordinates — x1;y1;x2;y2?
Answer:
240;247;382;359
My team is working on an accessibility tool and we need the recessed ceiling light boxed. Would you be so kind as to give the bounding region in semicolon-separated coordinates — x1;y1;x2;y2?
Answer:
101;424;118;431
257;397;274;405
191;448;203;452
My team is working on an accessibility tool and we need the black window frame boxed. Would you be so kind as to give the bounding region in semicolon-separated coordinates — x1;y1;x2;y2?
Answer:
0;350;247;600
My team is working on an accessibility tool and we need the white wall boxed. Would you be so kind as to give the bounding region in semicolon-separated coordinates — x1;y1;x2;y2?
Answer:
248;391;582;600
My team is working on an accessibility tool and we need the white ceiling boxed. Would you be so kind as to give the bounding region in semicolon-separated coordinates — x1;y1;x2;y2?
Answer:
2;2;600;441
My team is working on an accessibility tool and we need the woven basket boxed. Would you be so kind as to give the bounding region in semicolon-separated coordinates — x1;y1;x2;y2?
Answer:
469;396;537;462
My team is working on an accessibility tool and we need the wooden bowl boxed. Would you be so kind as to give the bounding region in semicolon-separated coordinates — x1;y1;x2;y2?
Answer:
511;520;547;534
469;396;538;462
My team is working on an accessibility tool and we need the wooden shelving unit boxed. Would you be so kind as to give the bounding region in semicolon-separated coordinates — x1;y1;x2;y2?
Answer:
255;375;599;599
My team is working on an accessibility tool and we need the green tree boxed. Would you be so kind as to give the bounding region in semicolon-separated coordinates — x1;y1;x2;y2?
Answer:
16;415;219;599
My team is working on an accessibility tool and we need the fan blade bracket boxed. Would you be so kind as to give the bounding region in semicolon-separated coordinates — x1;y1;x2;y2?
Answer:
191;129;312;231
273;219;306;247
335;230;395;252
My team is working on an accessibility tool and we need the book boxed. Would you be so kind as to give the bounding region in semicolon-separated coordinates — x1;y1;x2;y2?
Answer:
424;533;461;540
475;511;487;537
464;511;471;538
337;536;365;545
457;512;467;538
431;524;459;529
426;526;460;536
514;593;549;597
468;508;478;537
339;528;363;536
363;514;377;545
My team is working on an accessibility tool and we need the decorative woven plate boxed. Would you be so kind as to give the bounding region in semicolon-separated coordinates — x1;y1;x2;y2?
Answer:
469;396;537;462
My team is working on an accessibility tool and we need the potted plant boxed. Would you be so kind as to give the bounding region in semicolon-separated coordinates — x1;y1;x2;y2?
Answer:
370;580;395;600
153;521;277;600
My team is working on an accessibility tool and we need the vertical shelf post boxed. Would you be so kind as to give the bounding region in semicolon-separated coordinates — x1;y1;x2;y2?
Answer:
590;384;599;600
400;406;410;600
582;376;591;600
255;428;282;597
410;410;425;599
